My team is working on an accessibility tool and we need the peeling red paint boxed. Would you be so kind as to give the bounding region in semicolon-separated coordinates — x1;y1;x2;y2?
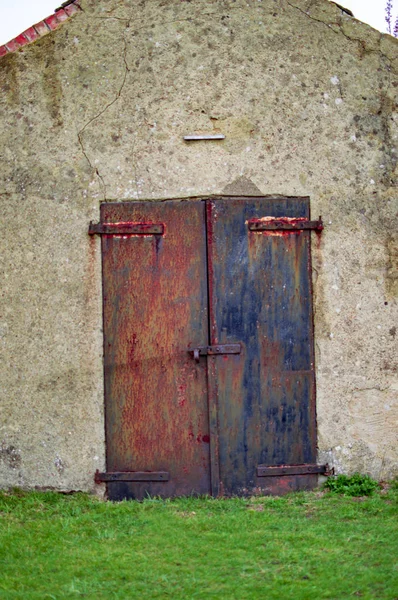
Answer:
250;216;307;224
249;217;305;236
248;216;323;236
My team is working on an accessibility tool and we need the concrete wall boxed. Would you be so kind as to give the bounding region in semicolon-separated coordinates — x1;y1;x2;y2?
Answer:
0;0;397;491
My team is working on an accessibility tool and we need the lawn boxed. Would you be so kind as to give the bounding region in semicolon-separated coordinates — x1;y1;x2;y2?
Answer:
0;486;397;599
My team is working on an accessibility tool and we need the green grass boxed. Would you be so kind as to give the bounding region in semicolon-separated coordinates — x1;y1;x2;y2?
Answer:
0;486;397;599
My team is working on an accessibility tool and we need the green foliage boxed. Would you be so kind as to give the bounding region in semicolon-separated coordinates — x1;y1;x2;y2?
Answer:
0;487;397;599
323;473;380;496
390;477;398;491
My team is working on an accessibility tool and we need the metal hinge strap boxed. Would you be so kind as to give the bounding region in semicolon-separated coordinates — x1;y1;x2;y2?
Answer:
248;217;323;232
95;470;169;483
257;464;331;477
88;222;164;235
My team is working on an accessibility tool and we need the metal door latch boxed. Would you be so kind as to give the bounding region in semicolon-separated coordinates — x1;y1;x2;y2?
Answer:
189;344;241;362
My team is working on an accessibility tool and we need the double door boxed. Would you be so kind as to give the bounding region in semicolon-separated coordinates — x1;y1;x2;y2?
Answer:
95;197;321;499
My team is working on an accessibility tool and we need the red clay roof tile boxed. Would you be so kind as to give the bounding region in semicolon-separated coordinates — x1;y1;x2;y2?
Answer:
0;1;80;59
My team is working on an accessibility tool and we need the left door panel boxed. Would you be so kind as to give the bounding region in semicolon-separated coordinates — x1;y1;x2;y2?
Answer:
101;201;210;500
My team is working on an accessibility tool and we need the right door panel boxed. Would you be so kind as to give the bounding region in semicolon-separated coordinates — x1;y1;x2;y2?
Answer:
207;197;317;496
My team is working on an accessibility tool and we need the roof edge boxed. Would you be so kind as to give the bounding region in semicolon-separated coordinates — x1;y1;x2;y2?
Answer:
0;0;81;59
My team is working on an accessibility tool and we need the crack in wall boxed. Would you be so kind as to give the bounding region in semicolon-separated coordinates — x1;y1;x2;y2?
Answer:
286;1;345;35
76;10;220;202
377;49;395;189
285;0;397;69
285;0;396;203
92;16;130;22
77;2;396;203
77;18;131;201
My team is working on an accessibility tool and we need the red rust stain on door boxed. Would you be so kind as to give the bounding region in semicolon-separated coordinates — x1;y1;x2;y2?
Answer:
102;201;210;499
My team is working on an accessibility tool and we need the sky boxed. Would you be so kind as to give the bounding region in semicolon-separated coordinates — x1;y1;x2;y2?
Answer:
0;0;395;46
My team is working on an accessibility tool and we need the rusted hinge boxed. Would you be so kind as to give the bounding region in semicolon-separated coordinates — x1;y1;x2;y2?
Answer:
248;217;323;232
95;470;169;483
189;343;241;362
88;222;164;235
257;464;330;477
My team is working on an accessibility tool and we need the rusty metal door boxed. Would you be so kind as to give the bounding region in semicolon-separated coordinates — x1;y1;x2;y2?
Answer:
93;197;323;499
99;201;210;500
206;197;319;496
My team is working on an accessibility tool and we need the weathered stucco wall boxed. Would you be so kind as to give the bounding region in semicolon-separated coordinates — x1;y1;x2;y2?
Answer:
0;0;397;491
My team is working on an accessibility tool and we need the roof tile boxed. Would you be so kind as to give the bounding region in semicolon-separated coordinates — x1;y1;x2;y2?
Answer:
22;27;40;43
64;3;79;16
54;9;69;23
45;14;61;30
14;33;30;48
0;2;83;59
5;38;22;52
33;21;50;36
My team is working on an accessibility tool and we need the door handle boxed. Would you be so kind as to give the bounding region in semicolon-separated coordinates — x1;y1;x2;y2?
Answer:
189;344;241;362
